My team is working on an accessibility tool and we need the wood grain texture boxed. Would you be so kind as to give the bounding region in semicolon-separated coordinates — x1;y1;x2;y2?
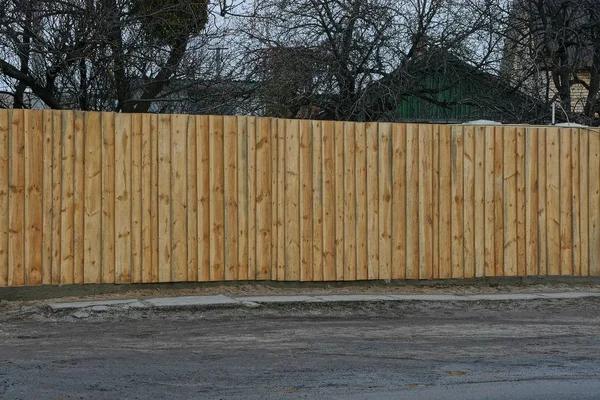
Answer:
73;112;85;284
312;120;324;281
546;127;560;275
276;119;285;281
285;119;300;281
171;114;188;282
406;124;419;279
237;117;248;281
131;114;143;283
300;119;313;281
84;112;102;283
366;122;379;280
484;127;496;277
516;127;526;276
579;129;589;276
115;113;132;283
438;125;452;279
0;111;9;286
451;125;463;279
474;126;485;278
322;121;336;281
158;114;172;282
503;126;517;277
355;122;368;280
255;118;271;279
101;112;115;283
559;129;573;276
141;114;153;282
223;116;238;281
525;128;539;276
378;123;392;280
209;115;225;281
494;126;504;277
392;124;407;280
537;128;547;275
186;115;198;281
418;124;433;280
589;130;600;276
335;122;345;280
60;110;74;285
462;125;474;278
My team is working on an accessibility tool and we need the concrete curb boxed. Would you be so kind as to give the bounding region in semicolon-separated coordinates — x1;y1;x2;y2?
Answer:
47;292;600;312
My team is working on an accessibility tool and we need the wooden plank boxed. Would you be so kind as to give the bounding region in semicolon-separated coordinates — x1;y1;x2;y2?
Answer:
378;123;392;280
223;116;239;281
102;112;115;283
579;128;589;276
209;115;225;281
418;124;433;279
537;128;548;275
525;127;539;276
73;112;85;284
197;115;211;282
272;119;281;281
158;114;172;282
451;125;464;279
503;126;518;277
355;122;368;280
276;119;285;281
494;126;504;277
432;125;440;279
255;117;271;279
24;110;43;285
300;119;313;281
247;117;257;280
484;127;496;277
344;122;357;281
406;124;420;279
559;128;573;275
516;127;526;276
322;121;336;281
366;122;379;280
571;129;580;276
474;126;485;278
60;110;74;285
114;113;132;283
0;110;8;287
312;120;324;281
51;111;63;284
392;123;407;280
141;114;153;283
41;111;53;284
171;114;188;282
335;122;345;280
589;129;600;276
149;114;159;282
439;125;452;279
84;112;103;283
130;114;143;283
9;110;25;286
546;127;561;275
285;119;300;281
462;125;475;278
237;116;248;281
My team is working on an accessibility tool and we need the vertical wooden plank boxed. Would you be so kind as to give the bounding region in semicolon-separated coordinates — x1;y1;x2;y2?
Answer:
131;114;143;283
546;127;561;275
559;128;573;275
438;125;452;279
451;125;464;279
141;114;153;283
344;122;356;281
255;117;271;279
72;112;85;284
101;112;115;283
378;123;392;281
246;117;256;280
51;111;63;284
171;114;188;282
484;126;496;277
572;129;580;276
589;129;600;276
276;119;285;281
84;112;102;283
0;110;8;287
494;126;504;277
300;119;313;281
9;109;25;286
60;110;74;285
432;125;440;279
462;125;475;279
525;127;539;276
149;114;159;282
24;110;43;285
209;115;225;281
579;129;589;276
474;126;485;278
158;114;172;282
392;124;407;280
406;124;420;279
355;122;368;280
538;127;548;275
335;122;346;280
114;113;132;283
285;119;300;281
186;116;198;282
223;116;238;281
237;116;248;281
312;120;324;281
41;111;54;285
516;127;526;276
366;122;379;280
197;115;211;282
418;124;433;280
503;126;518;277
322;121;336;280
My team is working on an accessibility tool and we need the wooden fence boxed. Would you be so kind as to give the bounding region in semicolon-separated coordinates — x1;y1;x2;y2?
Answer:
0;109;598;287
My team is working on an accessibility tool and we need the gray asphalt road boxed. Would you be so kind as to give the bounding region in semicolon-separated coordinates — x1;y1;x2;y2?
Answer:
1;298;600;399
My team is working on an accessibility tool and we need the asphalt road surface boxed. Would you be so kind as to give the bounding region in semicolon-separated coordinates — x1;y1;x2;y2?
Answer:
1;298;600;399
